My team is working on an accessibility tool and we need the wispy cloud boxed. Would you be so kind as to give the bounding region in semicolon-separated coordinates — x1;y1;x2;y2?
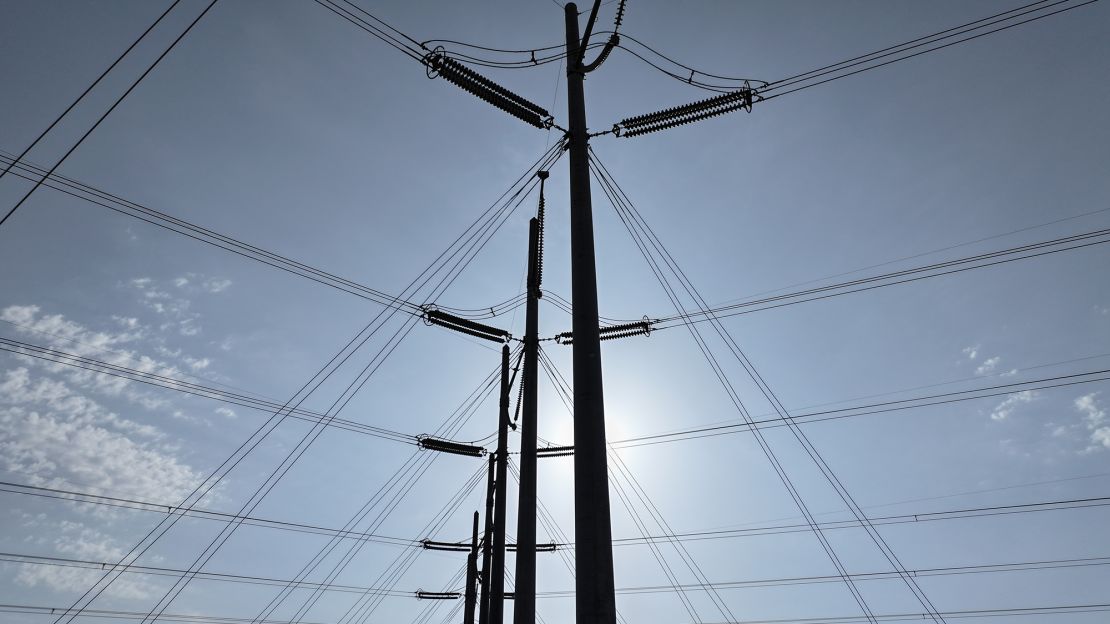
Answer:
962;345;980;360
976;356;1001;375
1076;393;1109;452
990;390;1036;421
14;521;160;599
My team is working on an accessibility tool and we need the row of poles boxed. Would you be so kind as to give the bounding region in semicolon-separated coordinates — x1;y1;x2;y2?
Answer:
426;5;617;623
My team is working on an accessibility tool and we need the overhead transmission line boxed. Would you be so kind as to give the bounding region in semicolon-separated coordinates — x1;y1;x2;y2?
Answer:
607;366;1110;449
0;336;416;444
7;602;1110;624
135;139;554;622
246;353;515;624
605;0;1100;137
592;149;947;623
538;349;737;622
51;140;561;624
0;152;525;321
0;0;219;229
648;226;1110;329
760;0;1102;101
0;1;181;184
7;477;1109;554
530;554;1110;597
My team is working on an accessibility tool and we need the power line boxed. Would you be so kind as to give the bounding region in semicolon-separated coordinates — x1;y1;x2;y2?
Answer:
761;0;1100;101
0;336;417;444
650;226;1110;329
50;139;562;624
0;1;181;184
608;367;1110;449
0;0;219;230
0;152;524;320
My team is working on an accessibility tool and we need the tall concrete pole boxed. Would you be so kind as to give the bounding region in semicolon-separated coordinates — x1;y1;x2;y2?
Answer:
513;200;544;623
478;456;495;624
464;511;480;624
564;4;616;623
490;344;511;624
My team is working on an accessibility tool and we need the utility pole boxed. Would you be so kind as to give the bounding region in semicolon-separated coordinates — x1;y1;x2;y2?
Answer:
464;511;480;624
478;455;495;624
564;4;617;623
513;172;546;624
490;344;511;624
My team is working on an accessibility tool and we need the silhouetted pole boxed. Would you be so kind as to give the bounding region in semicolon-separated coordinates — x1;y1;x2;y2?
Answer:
479;456;495;624
513;190;545;624
564;4;617;624
464;511;480;624
490;344;511;624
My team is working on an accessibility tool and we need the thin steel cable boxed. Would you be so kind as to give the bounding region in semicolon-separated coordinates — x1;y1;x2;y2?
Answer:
0;1;219;230
0;0;182;184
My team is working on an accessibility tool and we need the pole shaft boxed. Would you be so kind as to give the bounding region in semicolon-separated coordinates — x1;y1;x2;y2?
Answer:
465;511;480;624
513;218;541;624
564;4;616;624
479;457;496;624
490;345;511;624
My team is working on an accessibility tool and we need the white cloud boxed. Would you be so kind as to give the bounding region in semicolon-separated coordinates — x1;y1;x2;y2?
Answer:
976;356;1001;375
202;278;232;293
173;276;189;288
962;345;979;360
1075;393;1109;451
1000;368;1019;377
214;406;237;420
990;390;1036;421
14;521;160;599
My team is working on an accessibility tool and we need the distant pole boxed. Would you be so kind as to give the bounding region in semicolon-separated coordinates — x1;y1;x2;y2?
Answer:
464;511;480;624
513;198;544;624
490;344;511;624
564;4;617;624
478;456;495;624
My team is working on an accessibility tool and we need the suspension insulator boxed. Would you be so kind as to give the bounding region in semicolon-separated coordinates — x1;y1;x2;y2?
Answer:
424;308;511;343
418;436;487;457
424;53;553;129
554;319;653;345
421;539;472;552
617;83;761;137
415;590;461;600
537;445;575;457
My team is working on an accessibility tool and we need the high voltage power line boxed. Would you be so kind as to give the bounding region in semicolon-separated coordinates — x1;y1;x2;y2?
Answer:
1;1;1105;623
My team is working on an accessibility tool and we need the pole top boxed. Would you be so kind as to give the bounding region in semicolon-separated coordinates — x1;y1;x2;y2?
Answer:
536;170;549;180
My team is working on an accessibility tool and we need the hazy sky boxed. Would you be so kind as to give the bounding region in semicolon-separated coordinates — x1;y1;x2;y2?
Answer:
1;1;1109;623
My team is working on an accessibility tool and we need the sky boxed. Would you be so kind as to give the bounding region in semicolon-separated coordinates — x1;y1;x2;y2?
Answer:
1;1;1109;623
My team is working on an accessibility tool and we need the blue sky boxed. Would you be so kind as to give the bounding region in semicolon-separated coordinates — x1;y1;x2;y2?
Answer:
1;1;1109;623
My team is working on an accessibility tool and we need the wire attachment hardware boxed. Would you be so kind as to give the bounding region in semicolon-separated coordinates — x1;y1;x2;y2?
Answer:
615;81;761;137
423;52;552;128
423;307;511;343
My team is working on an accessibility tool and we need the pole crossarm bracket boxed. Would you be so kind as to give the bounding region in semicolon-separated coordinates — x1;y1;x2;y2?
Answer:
613;82;762;137
423;49;555;129
554;318;654;345
422;307;512;343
